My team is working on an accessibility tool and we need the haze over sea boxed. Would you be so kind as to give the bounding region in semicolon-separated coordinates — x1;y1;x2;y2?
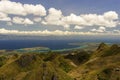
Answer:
0;35;119;50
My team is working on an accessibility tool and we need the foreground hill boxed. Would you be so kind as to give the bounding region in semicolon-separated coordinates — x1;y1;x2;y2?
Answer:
0;43;120;80
69;43;120;80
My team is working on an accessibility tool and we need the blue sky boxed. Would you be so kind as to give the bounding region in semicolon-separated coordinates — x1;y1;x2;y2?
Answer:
13;0;120;14
0;0;120;36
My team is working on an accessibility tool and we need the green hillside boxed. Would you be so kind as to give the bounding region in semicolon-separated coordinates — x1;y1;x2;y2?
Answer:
69;43;120;80
0;43;120;80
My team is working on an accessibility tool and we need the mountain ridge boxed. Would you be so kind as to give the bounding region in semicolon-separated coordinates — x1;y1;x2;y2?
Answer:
0;43;120;80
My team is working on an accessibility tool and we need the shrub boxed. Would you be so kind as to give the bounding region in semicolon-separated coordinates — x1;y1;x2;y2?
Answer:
0;56;6;67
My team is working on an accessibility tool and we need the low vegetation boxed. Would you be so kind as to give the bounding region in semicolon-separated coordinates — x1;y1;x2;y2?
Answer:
0;43;120;80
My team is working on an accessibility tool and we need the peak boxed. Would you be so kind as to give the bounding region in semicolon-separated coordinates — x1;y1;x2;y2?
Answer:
100;42;106;46
110;44;118;49
97;42;108;51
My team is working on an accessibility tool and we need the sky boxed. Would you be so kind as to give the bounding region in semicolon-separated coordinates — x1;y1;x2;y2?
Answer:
0;0;120;36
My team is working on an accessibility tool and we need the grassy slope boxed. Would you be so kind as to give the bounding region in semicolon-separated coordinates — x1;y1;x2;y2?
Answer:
0;43;120;80
0;53;74;80
69;43;120;80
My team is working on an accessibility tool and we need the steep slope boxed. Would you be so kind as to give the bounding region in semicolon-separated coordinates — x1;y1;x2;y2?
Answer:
0;43;120;80
0;53;74;80
64;50;90;65
69;43;120;80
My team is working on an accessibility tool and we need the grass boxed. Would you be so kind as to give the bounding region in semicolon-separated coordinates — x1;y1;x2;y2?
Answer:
0;43;120;80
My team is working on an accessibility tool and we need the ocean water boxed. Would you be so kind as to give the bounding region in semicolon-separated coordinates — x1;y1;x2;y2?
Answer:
0;38;119;50
0;40;80;50
0;35;120;50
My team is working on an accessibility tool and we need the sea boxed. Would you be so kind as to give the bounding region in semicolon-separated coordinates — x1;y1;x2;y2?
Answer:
0;37;119;50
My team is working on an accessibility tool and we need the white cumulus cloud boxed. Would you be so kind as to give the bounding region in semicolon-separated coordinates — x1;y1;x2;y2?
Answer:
42;10;119;29
0;0;46;16
103;11;118;20
12;17;33;25
0;12;11;21
74;25;84;30
62;11;118;28
24;4;46;16
91;26;106;33
42;8;63;26
33;17;41;22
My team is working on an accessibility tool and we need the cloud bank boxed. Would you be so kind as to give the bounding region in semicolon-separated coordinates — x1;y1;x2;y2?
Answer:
0;0;120;36
0;28;120;36
42;8;119;28
0;0;119;28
